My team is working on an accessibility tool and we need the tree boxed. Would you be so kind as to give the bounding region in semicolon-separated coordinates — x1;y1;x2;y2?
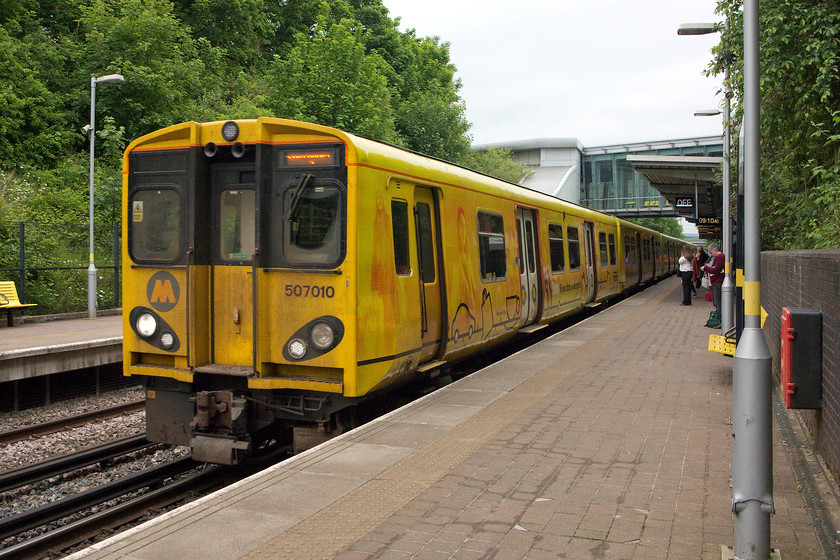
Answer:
708;0;840;249
462;147;530;184
627;217;684;239
266;7;399;142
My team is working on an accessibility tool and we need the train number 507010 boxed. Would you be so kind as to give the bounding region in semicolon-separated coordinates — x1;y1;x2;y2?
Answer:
284;284;335;298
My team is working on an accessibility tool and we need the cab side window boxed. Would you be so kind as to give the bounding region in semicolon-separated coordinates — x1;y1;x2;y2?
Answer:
392;200;410;275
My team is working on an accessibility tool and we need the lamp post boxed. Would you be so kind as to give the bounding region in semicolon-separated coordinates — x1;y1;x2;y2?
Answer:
679;23;735;335
87;73;124;319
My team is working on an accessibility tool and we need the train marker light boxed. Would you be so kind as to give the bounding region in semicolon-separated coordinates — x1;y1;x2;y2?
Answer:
288;338;307;359
136;312;158;338
221;121;239;142
160;332;175;349
310;322;335;350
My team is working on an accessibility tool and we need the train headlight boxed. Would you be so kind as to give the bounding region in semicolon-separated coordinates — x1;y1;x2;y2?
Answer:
288;338;307;359
160;332;175;349
309;322;335;350
136;312;158;338
221;121;239;142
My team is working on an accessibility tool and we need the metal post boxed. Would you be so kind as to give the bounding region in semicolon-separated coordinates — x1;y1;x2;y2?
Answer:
721;54;734;334
731;1;774;558
88;76;98;319
18;222;25;303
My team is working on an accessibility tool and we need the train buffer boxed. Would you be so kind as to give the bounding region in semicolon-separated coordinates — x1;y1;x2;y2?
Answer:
0;281;36;327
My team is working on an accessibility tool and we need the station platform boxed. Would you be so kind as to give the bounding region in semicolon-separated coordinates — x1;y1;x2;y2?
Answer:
66;279;837;560
0;314;121;382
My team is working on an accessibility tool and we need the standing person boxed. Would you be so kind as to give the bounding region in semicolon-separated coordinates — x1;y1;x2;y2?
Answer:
694;246;708;290
702;243;725;315
678;245;694;305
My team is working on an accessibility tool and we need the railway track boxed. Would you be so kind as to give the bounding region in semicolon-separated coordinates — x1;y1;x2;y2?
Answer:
0;456;221;560
0;400;145;445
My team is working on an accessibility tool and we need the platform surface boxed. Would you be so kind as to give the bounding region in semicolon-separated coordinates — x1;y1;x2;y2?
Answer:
0;315;122;381
66;279;837;560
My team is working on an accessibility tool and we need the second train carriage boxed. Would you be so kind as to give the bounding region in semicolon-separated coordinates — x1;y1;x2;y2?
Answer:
123;118;680;464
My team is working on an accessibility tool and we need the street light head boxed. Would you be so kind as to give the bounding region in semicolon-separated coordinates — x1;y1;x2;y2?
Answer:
95;74;125;84
678;23;718;35
694;109;722;117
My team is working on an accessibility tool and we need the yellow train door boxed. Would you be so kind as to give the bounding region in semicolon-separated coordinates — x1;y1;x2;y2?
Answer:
210;164;256;369
516;208;541;326
414;187;443;364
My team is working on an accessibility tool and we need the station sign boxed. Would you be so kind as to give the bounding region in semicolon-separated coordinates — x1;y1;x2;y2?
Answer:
675;196;694;209
697;217;722;226
697;226;722;237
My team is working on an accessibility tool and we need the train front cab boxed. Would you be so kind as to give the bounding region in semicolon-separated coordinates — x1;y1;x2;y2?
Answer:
123;119;360;464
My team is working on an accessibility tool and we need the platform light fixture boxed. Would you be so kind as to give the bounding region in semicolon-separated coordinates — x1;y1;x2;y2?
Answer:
87;73;124;319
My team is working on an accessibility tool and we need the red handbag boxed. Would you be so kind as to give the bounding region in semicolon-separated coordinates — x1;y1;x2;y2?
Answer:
705;291;713;301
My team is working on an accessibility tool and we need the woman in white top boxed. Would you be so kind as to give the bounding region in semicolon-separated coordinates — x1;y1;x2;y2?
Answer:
678;245;695;305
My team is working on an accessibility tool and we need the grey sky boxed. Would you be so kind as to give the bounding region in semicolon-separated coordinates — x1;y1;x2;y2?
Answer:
382;0;724;148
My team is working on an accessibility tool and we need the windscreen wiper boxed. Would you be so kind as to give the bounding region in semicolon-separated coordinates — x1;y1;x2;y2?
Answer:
283;174;313;221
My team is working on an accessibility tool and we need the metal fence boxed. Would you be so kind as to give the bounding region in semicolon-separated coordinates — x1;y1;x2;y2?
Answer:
0;221;121;315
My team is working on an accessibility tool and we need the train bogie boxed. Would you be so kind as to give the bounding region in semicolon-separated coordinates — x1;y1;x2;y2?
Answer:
123;118;681;464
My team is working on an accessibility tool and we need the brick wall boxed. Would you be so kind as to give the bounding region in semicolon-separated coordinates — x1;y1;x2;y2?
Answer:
762;250;840;479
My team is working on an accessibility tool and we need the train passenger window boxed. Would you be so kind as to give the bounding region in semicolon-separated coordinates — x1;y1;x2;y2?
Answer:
392;200;410;276
599;232;608;267
567;227;581;270
416;202;435;283
283;185;342;265
608;233;616;266
477;211;506;281
130;188;181;262
220;189;256;262
548;224;564;273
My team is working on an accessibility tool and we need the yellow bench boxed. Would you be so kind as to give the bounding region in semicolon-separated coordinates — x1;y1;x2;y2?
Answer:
0;281;36;326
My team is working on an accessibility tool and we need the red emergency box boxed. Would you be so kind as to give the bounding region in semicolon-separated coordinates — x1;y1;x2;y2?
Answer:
780;307;823;409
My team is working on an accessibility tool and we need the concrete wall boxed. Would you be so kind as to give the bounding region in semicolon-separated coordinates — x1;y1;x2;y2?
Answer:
761;250;840;479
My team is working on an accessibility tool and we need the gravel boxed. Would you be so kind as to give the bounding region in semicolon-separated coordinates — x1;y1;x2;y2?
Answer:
0;387;192;549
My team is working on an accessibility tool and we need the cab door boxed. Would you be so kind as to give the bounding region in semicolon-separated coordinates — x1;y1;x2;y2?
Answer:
211;164;256;368
583;221;597;303
414;187;443;363
516;208;541;325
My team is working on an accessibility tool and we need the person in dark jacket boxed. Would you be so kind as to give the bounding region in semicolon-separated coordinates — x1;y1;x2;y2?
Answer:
702;243;725;314
694;246;708;289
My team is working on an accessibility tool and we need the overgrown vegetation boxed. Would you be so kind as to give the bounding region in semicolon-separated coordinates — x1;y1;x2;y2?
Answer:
709;0;840;249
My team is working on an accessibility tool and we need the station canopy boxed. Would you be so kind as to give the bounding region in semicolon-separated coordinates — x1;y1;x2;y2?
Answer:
626;155;723;222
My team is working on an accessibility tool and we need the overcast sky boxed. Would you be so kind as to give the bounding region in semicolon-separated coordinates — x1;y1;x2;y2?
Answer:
382;0;724;148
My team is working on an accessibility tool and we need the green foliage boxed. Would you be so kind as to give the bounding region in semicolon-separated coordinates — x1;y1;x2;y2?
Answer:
267;6;399;142
627;217;684;239
462;147;530;184
709;0;840;249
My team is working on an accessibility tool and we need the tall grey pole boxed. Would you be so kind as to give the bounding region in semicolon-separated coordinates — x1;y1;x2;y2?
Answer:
88;77;98;319
86;73;124;320
721;53;734;334
731;0;774;558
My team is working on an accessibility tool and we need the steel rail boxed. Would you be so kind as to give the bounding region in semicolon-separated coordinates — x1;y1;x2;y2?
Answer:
0;434;152;493
0;400;145;445
0;456;197;542
0;465;224;560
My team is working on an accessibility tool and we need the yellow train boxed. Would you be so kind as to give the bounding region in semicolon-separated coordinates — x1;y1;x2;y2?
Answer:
123;118;681;464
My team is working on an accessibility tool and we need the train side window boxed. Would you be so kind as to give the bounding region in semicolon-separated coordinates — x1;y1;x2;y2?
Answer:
415;202;435;283
477;211;506;281
548;223;564;273
220;189;256;262
283;183;343;265
567;227;581;270
599;232;608;267
525;220;536;274
608;233;616;266
392;200;410;276
130;187;181;262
